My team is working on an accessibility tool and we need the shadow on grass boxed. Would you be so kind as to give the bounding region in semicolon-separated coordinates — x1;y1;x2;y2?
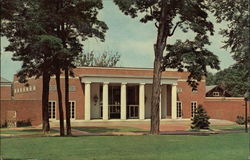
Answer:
74;126;145;133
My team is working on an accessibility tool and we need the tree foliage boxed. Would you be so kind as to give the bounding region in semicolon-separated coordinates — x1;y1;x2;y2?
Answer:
206;67;247;97
114;0;220;134
191;104;210;130
1;0;108;134
209;0;250;88
76;51;120;67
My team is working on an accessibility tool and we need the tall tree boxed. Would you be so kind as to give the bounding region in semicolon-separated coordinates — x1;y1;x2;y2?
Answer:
76;51;120;67
1;0;63;133
210;0;250;93
114;0;220;134
40;0;108;135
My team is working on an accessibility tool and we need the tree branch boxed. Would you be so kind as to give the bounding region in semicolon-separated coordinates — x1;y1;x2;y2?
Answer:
168;21;184;36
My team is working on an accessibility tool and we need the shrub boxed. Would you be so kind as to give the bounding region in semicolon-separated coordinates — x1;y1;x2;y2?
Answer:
236;116;245;125
16;119;32;127
0;121;7;128
191;104;210;130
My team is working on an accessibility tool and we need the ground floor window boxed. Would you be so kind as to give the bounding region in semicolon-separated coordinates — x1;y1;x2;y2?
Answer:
69;101;76;119
191;101;197;117
177;101;182;118
48;101;56;119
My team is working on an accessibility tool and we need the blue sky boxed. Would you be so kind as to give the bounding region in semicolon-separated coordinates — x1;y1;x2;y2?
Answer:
1;1;235;81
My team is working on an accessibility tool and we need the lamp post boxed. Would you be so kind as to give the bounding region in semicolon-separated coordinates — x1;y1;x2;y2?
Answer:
244;91;249;133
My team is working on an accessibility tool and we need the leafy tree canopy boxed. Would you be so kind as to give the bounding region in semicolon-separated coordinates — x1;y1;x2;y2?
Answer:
114;0;220;89
209;0;250;88
206;66;247;97
76;51;120;67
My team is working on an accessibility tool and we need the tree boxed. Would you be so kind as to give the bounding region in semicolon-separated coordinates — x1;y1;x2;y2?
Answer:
205;72;215;86
1;0;62;133
191;104;210;130
75;51;120;67
39;0;108;135
206;67;247;96
210;0;250;92
114;0;219;134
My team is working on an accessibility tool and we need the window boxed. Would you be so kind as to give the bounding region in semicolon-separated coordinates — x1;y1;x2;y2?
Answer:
26;87;29;92
17;88;19;93
20;88;23;92
213;92;220;96
33;85;36;91
29;86;32;91
191;101;197;117
23;87;25;92
177;101;182;118
177;88;182;93
14;89;16;93
69;86;76;92
48;101;56;119
192;89;198;93
49;85;56;91
69;101;76;119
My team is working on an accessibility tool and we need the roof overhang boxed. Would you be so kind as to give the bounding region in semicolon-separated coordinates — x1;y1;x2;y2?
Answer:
80;74;179;85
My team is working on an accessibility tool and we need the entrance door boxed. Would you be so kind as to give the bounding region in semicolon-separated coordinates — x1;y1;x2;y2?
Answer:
108;86;121;119
127;86;139;119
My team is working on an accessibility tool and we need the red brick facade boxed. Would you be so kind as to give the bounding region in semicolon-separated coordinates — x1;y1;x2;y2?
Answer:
0;67;246;126
204;97;247;122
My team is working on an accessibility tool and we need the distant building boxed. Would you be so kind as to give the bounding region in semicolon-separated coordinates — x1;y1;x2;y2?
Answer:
206;85;232;97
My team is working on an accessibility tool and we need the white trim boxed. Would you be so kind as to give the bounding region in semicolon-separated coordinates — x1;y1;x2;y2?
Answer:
69;100;76;120
176;101;182;118
49;101;56;119
205;97;244;101
191;101;197;118
81;75;178;85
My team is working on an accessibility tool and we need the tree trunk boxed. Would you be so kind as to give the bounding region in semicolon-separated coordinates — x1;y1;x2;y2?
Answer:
150;56;162;134
42;71;50;133
56;70;65;136
150;1;168;135
65;68;72;135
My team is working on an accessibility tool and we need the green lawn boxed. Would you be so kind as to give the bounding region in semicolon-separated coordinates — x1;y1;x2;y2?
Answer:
210;125;245;131
74;126;146;133
0;128;58;135
1;133;248;160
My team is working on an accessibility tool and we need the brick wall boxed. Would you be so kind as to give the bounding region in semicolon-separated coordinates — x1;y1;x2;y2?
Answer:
1;85;12;100
1;100;42;126
204;97;247;122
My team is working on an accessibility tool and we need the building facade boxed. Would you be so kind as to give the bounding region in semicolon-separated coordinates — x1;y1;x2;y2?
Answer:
1;67;246;126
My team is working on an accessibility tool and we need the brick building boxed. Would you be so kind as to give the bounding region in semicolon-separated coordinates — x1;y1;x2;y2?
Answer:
0;67;247;126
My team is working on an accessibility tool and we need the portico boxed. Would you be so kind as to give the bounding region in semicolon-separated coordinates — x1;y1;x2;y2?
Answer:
81;74;178;121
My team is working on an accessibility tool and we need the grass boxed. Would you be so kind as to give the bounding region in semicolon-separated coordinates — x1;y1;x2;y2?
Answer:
1;133;248;160
210;125;245;131
0;128;58;136
74;126;146;133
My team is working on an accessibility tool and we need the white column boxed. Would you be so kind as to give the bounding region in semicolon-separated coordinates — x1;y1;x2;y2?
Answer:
84;82;91;120
139;83;145;120
161;85;167;119
103;82;109;120
171;83;177;119
121;83;127;120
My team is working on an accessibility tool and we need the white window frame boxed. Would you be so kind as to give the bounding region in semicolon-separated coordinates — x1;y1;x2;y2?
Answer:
176;101;182;118
177;88;182;93
213;92;220;96
48;101;56;119
29;86;32;91
69;101;76;119
33;85;36;91
191;101;197;118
